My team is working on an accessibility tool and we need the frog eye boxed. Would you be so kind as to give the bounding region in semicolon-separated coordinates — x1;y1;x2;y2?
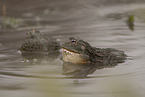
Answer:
71;39;76;43
69;37;77;44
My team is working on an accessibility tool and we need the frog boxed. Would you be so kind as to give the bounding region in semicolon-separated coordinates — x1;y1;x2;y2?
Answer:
61;37;127;64
20;30;60;53
19;30;60;62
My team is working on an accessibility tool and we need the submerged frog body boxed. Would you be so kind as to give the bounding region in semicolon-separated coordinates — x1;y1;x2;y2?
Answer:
62;37;127;64
20;30;60;53
62;60;120;78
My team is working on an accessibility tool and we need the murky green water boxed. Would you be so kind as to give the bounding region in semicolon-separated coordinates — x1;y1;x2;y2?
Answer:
1;0;145;97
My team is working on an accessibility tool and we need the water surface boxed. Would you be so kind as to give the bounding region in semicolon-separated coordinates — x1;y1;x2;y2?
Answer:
0;0;145;97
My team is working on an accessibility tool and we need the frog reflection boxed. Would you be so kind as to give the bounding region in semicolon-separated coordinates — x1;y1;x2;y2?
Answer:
62;60;122;78
21;50;60;63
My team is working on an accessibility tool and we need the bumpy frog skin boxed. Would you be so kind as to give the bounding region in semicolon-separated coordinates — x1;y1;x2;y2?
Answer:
20;30;60;53
62;37;127;64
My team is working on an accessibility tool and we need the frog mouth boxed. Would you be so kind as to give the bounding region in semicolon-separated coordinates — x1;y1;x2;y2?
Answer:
61;48;89;64
62;47;80;55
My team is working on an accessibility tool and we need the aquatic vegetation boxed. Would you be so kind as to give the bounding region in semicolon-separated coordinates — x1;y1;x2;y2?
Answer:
126;15;135;31
0;17;23;29
0;4;23;29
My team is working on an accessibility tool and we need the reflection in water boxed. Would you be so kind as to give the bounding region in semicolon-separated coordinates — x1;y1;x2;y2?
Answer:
62;60;124;78
21;50;60;63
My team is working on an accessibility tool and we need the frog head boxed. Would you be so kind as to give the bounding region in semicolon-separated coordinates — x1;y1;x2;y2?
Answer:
61;37;97;64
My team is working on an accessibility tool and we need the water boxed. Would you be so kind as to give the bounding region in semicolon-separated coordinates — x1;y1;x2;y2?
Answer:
1;0;145;97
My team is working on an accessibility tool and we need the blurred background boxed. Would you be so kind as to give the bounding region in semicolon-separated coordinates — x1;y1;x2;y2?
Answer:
1;0;145;97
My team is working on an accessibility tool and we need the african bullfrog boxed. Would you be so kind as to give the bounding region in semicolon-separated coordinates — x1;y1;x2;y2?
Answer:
19;30;60;62
62;37;127;64
20;30;60;53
